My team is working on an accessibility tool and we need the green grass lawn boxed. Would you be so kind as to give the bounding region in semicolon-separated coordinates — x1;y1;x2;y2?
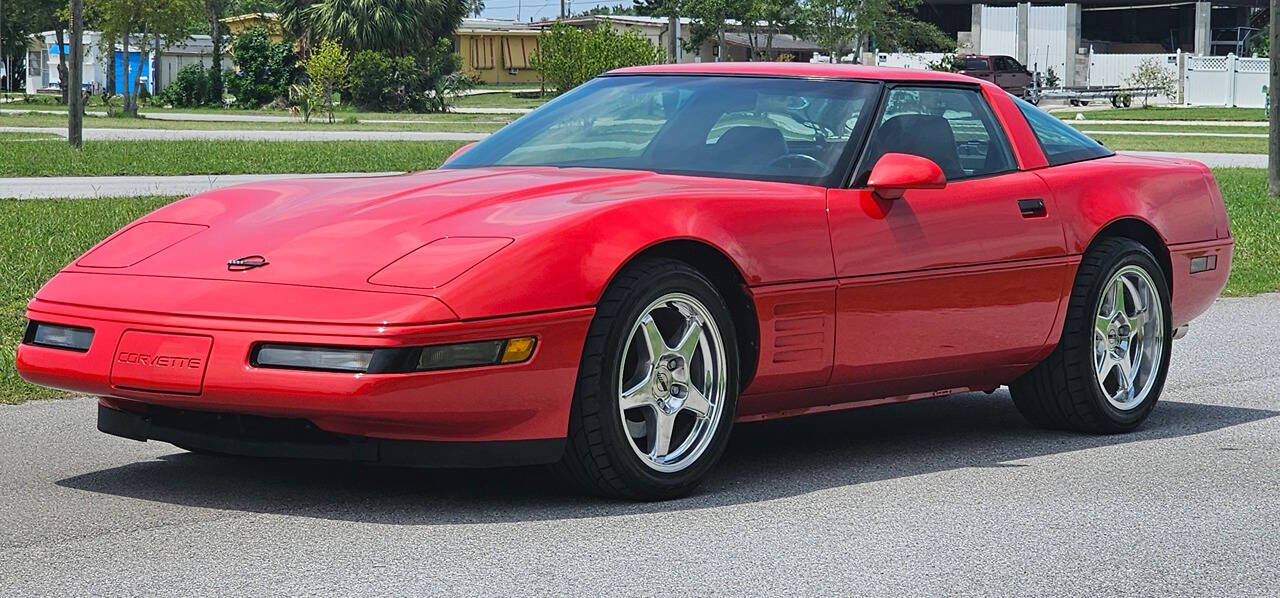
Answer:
0;139;465;177
0;131;62;141
1070;122;1267;134
1093;134;1267;154
1;196;179;404
0;112;510;133
1057;106;1267;121
450;92;549;110
1212;169;1280;296
1;168;1276;404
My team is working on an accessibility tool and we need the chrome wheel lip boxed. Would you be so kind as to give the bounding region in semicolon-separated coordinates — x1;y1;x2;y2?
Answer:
1093;264;1165;411
617;292;728;474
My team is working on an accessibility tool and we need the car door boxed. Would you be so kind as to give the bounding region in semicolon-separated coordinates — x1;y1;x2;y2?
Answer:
994;56;1030;96
825;84;1070;393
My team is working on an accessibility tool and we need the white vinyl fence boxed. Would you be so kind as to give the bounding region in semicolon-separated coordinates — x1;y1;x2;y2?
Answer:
1184;54;1268;108
874;52;947;70
1088;52;1180;104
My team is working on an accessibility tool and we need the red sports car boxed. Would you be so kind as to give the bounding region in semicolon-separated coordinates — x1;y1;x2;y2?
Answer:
17;63;1231;499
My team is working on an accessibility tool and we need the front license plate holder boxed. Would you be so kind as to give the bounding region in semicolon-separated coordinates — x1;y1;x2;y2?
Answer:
110;331;213;395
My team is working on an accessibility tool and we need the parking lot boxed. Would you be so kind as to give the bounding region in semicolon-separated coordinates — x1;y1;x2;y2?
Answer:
1;294;1276;596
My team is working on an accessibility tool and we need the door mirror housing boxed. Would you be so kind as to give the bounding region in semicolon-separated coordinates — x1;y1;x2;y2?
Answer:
866;153;947;201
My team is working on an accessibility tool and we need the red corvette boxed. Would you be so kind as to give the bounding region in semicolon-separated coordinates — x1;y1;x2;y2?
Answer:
17;63;1231;499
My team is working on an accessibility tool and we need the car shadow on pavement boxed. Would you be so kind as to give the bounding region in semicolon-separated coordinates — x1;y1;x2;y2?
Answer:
56;391;1277;524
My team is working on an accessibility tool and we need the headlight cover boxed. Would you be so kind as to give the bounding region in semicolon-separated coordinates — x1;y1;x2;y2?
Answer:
251;337;536;374
23;321;94;352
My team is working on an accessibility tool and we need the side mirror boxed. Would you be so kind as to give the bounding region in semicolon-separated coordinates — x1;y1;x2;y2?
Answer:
866;153;947;201
444;142;477;164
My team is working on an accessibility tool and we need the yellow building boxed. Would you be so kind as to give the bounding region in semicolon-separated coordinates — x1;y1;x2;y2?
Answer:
454;19;542;85
218;14;543;85
220;13;285;44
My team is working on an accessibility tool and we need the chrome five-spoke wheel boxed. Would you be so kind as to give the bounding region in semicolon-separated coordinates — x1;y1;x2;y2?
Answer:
1010;237;1172;433
1093;265;1164;411
618;293;728;473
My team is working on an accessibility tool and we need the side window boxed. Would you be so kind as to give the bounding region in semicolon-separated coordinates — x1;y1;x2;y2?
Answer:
1012;94;1113;166
857;86;1017;183
996;57;1023;72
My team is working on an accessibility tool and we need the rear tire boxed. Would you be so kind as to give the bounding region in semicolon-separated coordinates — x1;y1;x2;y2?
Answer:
1010;238;1172;433
557;258;739;500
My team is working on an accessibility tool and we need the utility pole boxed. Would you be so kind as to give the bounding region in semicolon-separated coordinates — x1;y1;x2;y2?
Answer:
1;0;7;93
560;0;565;18
68;0;83;147
1270;0;1280;195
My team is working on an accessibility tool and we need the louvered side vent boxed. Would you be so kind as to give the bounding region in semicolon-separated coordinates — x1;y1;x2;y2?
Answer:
771;301;828;364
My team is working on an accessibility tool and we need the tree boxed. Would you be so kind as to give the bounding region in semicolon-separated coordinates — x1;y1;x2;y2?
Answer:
281;0;467;56
68;0;84;147
743;0;802;60
802;0;948;62
304;39;348;122
532;24;665;94
95;0;200;115
1269;0;1279;196
1123;57;1175;108
226;25;297;107
205;0;228;106
467;0;483;17
682;0;747;62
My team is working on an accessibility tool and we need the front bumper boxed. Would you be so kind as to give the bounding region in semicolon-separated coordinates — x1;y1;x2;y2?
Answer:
97;403;566;467
17;284;594;446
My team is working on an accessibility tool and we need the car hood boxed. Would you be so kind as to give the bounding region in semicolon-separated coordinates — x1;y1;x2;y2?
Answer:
61;167;690;293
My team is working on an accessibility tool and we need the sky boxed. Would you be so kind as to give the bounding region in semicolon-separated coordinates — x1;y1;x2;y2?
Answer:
479;0;632;23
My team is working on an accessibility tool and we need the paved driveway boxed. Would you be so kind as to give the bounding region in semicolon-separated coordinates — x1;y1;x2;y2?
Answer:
0;295;1277;595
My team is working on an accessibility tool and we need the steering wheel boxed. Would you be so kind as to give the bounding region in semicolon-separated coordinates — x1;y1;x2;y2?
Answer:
768;153;826;170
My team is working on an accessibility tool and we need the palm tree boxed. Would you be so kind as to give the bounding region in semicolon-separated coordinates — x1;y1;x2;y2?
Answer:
281;0;468;56
467;0;484;18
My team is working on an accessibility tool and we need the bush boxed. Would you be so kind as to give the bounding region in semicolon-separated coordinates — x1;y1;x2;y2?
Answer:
305;40;350;123
532;24;666;94
158;64;213;107
348;40;466;113
1124;57;1176;108
227;27;299;109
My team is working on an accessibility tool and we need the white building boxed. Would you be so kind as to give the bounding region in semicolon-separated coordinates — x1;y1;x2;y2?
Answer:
25;31;231;96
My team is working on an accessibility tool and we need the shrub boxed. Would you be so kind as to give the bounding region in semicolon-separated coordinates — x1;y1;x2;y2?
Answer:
1124;57;1176;108
348;40;466;113
158;64;213;107
305;40;350;123
289;82;325;123
227;27;299;109
532;24;666;94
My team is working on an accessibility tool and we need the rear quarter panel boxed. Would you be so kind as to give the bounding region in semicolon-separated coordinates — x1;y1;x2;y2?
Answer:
1033;154;1231;327
1032;154;1223;252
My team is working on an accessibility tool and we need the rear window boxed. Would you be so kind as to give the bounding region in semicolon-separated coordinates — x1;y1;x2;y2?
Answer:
960;57;990;71
1012;95;1113;166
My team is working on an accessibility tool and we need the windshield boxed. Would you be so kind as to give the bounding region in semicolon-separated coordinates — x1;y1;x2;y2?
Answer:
445;75;880;186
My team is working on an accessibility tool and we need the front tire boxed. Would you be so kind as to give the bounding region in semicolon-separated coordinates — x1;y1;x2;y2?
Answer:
1010;238;1172;433
558;258;739;500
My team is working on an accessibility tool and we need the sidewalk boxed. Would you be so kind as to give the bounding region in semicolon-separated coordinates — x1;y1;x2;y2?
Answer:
0;172;403;200
0;126;488;142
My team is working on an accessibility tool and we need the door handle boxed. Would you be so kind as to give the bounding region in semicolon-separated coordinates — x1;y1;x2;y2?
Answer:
1017;198;1047;218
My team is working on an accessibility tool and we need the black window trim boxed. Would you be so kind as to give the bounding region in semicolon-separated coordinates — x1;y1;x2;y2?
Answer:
1010;93;1115;168
450;72;887;189
844;81;1020;189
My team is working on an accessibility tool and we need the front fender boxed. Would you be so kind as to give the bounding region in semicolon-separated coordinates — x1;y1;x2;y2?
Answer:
432;179;833;320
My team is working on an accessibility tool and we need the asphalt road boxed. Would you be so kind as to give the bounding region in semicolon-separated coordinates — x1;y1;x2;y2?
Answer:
1;295;1277;596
